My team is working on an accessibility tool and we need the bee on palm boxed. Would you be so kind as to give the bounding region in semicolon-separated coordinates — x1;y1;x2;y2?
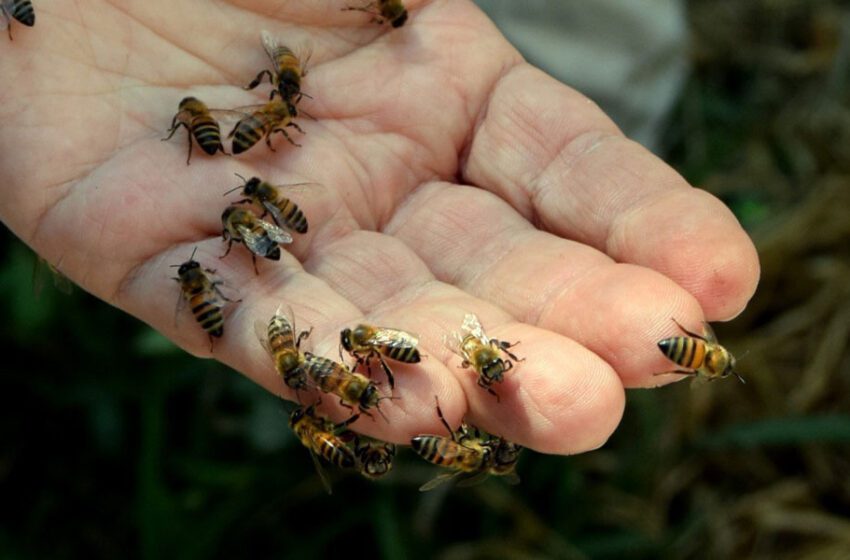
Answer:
340;324;420;389
654;319;744;383
225;174;310;235
301;353;394;421
227;98;305;155
171;248;238;350
221;206;292;274
162;97;229;164
246;30;312;104
350;435;396;480
447;313;522;402
289;403;359;495
411;398;522;491
256;306;312;398
343;0;408;28
1;0;34;40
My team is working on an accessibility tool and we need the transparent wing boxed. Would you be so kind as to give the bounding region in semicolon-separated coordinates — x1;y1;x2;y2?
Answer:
253;318;273;356
455;469;491;489
442;332;465;359
307;449;334;496
419;471;462;493
461;313;490;344
701;321;718;343
260;29;281;65
258;220;294;244
260;200;288;230
236;224;271;256
369;328;419;349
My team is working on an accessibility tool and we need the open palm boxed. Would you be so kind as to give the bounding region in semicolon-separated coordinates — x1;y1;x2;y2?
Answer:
0;0;759;453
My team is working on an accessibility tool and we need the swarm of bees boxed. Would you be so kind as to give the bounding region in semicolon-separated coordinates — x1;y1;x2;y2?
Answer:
14;0;748;495
1;0;34;40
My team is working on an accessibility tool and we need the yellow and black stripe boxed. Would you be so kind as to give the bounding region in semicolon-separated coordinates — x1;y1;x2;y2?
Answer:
230;114;264;154
270;196;308;234
271;45;303;100
190;113;225;156
315;433;356;468
268;314;295;350
9;0;34;26
381;343;420;363
658;336;706;370
189;286;224;338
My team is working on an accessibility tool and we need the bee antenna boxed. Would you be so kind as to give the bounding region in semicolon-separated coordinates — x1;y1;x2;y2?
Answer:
189;246;198;261
734;372;747;384
222;184;244;196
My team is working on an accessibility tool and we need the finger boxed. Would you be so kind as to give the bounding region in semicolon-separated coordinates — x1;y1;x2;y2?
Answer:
460;64;760;320
385;181;707;388
119;228;624;455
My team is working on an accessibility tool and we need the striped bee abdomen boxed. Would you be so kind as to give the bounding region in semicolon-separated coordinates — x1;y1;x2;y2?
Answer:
190;115;224;155
383;344;420;363
658;336;706;370
10;0;34;26
189;289;224;337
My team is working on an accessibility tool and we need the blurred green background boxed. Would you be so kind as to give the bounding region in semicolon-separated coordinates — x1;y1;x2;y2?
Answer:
3;1;850;558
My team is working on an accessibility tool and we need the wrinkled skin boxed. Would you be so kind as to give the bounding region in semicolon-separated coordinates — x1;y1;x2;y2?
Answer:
0;0;759;453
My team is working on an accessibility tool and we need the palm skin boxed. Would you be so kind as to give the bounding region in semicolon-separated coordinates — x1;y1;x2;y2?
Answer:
0;0;759;453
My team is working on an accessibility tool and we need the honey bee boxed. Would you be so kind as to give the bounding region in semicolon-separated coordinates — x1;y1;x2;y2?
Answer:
343;0;408;28
289;403;359;495
1;0;34;40
352;435;396;480
410;398;522;492
227;99;304;155
301;353;393;420
221;206;292;274
162;97;228;165
255;307;312;397
226;174;310;234
246;30;311;103
170;248;237;349
340;324;420;389
447;313;522;402
654;319;744;383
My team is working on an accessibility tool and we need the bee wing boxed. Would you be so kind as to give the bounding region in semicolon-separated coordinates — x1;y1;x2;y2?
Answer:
419;470;462;493
368;328;419;349
306;449;334;496
461;313;490;344
260;29;281;65
260;200;290;230
701;321;719;343
455;469;492;489
442;331;466;359
253;318;274;356
173;290;186;328
295;41;314;75
258;219;294;244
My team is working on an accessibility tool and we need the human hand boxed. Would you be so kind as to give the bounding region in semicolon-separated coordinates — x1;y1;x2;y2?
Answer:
0;0;759;454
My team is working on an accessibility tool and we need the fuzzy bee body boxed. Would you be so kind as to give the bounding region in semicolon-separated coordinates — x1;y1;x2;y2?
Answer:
344;0;407;28
1;0;34;39
289;404;358;495
246;31;311;103
171;251;235;349
353;437;396;480
232;176;309;234
228;99;303;154
655;319;743;383
302;353;386;417
411;399;521;491
162;97;228;164
448;313;522;401
340;324;420;389
256;310;312;394
221;206;292;273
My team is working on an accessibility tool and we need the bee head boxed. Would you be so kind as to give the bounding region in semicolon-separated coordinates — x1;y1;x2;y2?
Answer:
340;328;354;352
289;406;306;426
482;358;505;383
176;260;200;277
391;9;408;28
243;177;262;196
178;96;199;109
492;440;522;472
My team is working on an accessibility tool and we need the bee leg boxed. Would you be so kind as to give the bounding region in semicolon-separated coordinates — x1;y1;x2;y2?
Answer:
161;118;186;141
220;238;234;258
216;142;230;157
652;369;697;377
336;414;361;430
211;282;240;304
251;255;259;275
288;121;306;134
671;318;707;341
185;129;194;165
264;133;278;152
497;340;524;362
478;378;501;403
245;70;273;91
376;354;395;390
272;127;302;148
434;396;458;441
296;327;313;349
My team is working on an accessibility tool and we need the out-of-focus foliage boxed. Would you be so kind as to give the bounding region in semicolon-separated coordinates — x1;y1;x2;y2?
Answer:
2;1;849;559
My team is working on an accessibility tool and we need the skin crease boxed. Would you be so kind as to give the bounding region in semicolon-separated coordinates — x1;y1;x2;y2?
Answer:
0;0;759;454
